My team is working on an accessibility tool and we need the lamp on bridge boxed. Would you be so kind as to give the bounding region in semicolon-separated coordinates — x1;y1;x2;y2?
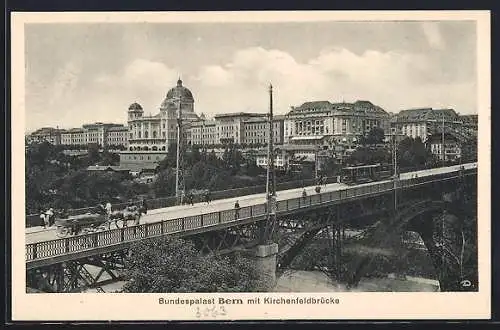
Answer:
390;127;399;211
261;83;277;245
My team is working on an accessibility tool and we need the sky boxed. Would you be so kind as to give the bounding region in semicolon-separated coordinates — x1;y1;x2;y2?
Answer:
24;20;477;132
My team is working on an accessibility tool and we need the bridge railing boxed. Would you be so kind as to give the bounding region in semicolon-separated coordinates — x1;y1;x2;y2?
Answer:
25;175;339;227
26;167;476;263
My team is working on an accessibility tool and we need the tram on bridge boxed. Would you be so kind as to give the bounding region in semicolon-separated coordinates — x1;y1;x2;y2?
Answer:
340;163;393;185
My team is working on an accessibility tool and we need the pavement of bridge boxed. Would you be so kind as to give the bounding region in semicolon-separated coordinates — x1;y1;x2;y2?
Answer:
25;163;476;245
25;182;348;244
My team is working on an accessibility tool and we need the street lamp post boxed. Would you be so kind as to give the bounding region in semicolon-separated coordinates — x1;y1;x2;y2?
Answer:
261;83;277;245
315;147;319;183
441;112;445;167
202;118;206;159
175;96;184;205
392;130;398;211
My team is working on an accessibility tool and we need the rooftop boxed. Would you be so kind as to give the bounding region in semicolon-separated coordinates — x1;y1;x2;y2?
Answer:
82;122;125;129
31;127;66;135
288;100;389;116
108;126;129;131
395;108;459;122
64;128;85;133
214;112;264;119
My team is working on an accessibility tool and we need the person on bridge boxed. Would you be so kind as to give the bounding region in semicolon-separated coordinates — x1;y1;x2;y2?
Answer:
302;189;307;199
234;200;240;219
105;201;112;215
95;204;106;215
134;212;141;227
40;211;48;229
46;208;55;227
188;192;194;206
141;198;148;215
204;191;211;204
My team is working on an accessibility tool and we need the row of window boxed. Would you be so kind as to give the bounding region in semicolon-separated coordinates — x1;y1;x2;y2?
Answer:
245;137;281;144
128;146;166;151
123;154;164;160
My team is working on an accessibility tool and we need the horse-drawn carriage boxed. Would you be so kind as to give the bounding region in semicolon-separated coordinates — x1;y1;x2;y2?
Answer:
54;213;109;238
54;204;147;238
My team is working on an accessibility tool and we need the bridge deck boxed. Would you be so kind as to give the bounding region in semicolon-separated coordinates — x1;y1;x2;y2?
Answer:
25;163;477;268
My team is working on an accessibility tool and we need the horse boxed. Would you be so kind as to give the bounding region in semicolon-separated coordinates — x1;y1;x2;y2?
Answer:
108;205;147;228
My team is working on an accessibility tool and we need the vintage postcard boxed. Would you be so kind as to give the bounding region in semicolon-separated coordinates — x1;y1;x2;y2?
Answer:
11;10;490;321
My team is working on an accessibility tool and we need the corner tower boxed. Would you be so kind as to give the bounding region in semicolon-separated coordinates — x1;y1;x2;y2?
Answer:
128;102;144;121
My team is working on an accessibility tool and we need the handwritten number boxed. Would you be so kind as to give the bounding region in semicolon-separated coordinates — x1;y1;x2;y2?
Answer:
195;305;227;318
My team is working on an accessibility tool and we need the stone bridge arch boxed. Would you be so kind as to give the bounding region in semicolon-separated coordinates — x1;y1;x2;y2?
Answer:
347;199;476;291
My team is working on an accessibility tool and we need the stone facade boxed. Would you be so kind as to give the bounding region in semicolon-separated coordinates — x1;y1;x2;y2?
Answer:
391;108;463;142
127;78;199;152
284;100;390;146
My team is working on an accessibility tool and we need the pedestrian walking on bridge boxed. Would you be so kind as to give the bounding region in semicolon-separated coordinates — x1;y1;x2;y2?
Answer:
105;201;112;215
141;198;148;215
204;190;211;204
40;211;48;229
46;208;55;227
234;200;240;219
105;201;113;229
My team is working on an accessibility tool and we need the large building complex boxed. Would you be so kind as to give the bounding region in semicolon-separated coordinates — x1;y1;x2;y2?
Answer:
127;78;199;152
28;78;478;172
242;115;284;146
390;108;463;141
284;100;390;146
60;123;128;148
28;123;128;148
188;114;218;146
27;127;65;145
391;107;477;162
282;100;390;162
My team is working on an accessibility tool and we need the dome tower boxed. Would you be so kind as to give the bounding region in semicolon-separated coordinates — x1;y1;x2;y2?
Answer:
128;102;144;121
160;78;196;117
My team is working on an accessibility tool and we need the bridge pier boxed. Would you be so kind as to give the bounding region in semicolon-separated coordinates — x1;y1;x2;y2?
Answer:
326;209;344;281
252;243;279;291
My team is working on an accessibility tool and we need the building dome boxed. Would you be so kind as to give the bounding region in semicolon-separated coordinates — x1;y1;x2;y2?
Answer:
128;102;143;111
165;78;194;101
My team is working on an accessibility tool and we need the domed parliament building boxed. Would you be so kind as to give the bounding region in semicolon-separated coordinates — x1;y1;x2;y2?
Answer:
120;78;201;173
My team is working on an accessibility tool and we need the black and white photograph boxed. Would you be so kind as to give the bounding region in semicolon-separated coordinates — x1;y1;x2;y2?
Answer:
11;10;490;320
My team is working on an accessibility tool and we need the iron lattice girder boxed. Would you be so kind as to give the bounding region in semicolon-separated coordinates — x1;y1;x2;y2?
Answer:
27;172;474;269
276;210;337;270
345;198;474;288
27;253;126;293
190;222;260;255
274;193;440;274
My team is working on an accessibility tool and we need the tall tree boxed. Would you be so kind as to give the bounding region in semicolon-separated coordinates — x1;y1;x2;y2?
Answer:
87;143;100;166
122;237;262;293
366;127;385;145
